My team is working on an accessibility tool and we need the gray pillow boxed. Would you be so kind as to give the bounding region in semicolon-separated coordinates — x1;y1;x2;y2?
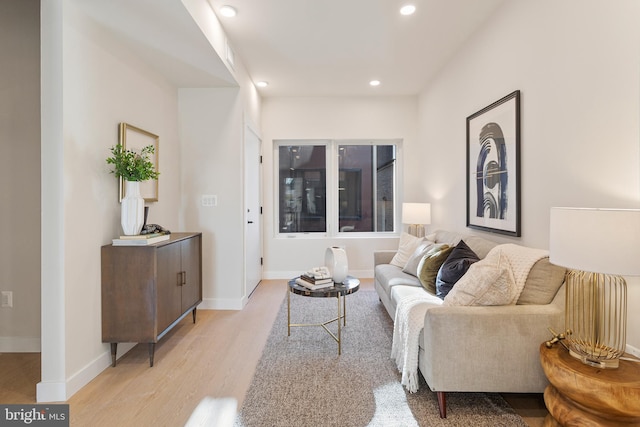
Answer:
402;240;435;277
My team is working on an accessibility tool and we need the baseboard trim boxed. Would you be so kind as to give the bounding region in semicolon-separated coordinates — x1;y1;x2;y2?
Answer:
626;344;640;359
37;343;137;402
199;297;245;310
36;381;67;403
0;336;41;352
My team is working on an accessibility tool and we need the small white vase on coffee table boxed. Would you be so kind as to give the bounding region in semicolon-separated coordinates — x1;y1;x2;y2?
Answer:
325;246;348;284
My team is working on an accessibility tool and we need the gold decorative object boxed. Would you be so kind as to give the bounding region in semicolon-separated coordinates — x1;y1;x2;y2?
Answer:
549;207;640;369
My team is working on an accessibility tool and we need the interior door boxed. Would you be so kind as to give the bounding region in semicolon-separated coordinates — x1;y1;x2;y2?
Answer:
244;126;262;297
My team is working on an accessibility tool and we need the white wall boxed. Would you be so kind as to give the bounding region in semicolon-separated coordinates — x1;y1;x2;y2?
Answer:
0;0;41;351
417;0;640;351
180;0;262;309
261;96;418;278
39;0;184;401
63;0;183;373
180;88;245;307
40;0;261;401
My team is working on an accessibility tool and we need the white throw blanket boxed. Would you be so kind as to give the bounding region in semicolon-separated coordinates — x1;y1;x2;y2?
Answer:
391;293;441;393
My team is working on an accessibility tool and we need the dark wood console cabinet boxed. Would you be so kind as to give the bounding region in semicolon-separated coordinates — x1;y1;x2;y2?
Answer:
101;232;202;367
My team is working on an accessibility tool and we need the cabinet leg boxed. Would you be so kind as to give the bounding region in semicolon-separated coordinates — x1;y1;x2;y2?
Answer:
148;343;155;367
192;307;197;323
110;343;117;367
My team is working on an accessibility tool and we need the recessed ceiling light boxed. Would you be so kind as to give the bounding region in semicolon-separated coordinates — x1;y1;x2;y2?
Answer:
369;80;381;87
220;5;237;17
256;81;269;88
400;4;416;15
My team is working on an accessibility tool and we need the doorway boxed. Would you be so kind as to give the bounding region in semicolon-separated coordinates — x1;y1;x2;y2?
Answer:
244;126;262;297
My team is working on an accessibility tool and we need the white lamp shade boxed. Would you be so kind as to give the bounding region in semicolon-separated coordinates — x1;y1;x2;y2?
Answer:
549;207;640;276
402;203;431;225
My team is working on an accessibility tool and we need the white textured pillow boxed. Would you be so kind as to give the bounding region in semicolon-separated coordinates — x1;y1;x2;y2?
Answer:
390;233;424;268
443;247;517;306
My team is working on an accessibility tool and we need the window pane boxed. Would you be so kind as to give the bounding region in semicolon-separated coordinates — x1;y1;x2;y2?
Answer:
376;145;395;232
338;145;395;232
278;145;326;232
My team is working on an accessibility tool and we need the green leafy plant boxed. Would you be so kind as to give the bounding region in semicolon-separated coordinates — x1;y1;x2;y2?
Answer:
106;144;159;182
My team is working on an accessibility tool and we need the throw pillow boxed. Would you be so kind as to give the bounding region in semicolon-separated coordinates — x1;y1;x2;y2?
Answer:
443;247;517;306
517;258;567;305
417;244;453;294
435;240;480;299
402;240;436;277
390;233;425;268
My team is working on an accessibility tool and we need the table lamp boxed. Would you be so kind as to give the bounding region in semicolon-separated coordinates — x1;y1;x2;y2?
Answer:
549;207;640;368
402;203;431;237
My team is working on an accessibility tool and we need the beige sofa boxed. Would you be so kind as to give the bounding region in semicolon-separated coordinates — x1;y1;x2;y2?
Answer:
374;230;566;418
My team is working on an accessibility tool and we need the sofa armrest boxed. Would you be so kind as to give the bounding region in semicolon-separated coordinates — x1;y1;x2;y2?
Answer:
420;287;565;393
374;250;396;267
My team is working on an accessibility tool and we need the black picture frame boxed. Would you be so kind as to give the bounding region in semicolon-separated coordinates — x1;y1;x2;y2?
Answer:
466;90;521;237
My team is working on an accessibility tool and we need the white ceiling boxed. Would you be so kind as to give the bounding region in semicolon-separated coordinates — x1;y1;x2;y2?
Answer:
208;0;507;97
75;0;506;97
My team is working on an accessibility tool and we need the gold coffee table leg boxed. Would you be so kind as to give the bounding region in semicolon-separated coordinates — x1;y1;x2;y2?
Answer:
343;294;347;326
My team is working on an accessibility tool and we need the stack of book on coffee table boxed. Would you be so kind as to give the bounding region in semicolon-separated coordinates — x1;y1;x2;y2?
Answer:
295;267;335;290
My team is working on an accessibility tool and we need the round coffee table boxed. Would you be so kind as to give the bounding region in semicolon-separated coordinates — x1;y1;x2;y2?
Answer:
287;276;360;355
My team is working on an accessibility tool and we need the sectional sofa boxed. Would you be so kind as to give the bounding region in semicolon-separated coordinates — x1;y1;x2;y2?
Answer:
374;230;566;417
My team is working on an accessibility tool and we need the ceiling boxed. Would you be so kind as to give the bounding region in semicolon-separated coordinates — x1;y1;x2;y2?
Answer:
207;0;507;97
74;0;506;98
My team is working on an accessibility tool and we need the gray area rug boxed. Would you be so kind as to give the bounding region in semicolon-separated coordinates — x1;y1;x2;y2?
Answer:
235;288;527;427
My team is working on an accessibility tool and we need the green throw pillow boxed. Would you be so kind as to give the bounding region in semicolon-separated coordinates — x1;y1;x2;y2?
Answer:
417;244;453;294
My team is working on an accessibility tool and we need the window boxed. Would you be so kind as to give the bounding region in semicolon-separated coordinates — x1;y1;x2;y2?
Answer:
277;140;398;235
278;145;327;233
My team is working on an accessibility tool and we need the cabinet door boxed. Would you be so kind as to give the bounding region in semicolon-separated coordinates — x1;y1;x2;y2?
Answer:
180;235;202;311
157;243;182;333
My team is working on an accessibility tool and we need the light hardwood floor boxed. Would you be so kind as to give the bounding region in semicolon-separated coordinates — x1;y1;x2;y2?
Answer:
1;279;547;426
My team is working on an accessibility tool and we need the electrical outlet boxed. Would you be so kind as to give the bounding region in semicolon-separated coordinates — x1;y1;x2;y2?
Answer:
1;291;13;308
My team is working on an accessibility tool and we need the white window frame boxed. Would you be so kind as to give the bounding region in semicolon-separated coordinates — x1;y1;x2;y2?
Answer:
274;139;402;239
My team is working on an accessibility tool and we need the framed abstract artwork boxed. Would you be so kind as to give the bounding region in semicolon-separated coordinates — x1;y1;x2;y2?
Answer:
466;90;521;236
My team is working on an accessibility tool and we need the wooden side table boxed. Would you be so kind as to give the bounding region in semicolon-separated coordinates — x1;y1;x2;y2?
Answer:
539;343;640;426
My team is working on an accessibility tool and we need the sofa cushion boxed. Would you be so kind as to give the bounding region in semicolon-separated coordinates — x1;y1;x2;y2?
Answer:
374;264;421;295
426;230;498;259
417;244;453;294
402;240;436;277
461;236;499;259
390;233;425;268
517;258;566;305
435;240;480;299
390;284;443;307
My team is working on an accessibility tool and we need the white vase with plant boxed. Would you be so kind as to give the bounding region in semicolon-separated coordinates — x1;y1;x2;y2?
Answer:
106;144;159;235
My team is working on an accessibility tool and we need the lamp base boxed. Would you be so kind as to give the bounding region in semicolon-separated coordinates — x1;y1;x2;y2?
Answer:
564;270;627;370
568;348;620;369
408;224;425;237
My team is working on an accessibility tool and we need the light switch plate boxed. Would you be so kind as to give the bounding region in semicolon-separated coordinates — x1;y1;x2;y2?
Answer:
1;291;12;308
202;195;217;207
